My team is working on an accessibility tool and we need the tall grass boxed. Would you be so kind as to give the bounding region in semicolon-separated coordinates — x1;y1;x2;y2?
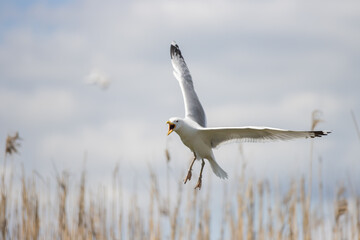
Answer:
0;128;359;239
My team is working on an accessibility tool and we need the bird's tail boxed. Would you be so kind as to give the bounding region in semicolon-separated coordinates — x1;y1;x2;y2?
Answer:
208;158;228;179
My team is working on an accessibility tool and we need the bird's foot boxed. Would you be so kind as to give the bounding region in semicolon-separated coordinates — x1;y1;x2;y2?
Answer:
194;177;202;190
184;170;192;184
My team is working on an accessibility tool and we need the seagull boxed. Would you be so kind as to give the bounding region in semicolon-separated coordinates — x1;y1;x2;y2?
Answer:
166;41;330;189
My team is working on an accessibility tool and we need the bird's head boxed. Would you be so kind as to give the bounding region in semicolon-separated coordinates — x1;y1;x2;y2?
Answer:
166;117;183;135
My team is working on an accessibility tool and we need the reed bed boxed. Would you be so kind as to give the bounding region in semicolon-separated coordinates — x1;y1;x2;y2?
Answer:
0;129;359;240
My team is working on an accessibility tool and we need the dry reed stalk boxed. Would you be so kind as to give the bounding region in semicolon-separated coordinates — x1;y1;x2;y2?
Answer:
356;197;360;240
265;181;275;239
246;180;254;240
110;165;117;240
235;161;247;240
334;186;348;240
267;199;274;240
317;157;326;240
234;184;243;239
202;206;210;240
286;182;297;240
0;132;21;240
20;168;28;239
203;181;211;240
19;169;40;240
89;198;98;239
196;205;204;240
219;184;228;240
12;198;20;240
170;182;183;240
77;169;86;239
149;167;160;240
0;187;7;240
166;149;171;217
307;109;323;240
195;182;211;240
301;177;311;240
100;188;108;240
57;171;69;239
115;166;124;240
227;199;236;240
276;183;285;240
128;193;146;240
184;187;198;240
155;220;162;240
258;181;264;240
149;177;155;240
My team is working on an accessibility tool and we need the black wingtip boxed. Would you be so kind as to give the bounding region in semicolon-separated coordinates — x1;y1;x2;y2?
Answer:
170;41;182;59
310;130;331;138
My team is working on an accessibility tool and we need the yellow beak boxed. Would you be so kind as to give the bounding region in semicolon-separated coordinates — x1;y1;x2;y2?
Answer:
166;121;176;135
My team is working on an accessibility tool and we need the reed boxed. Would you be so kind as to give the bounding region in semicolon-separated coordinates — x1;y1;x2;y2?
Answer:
0;124;358;240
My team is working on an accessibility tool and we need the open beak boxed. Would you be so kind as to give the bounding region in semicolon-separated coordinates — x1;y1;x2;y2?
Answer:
166;121;176;135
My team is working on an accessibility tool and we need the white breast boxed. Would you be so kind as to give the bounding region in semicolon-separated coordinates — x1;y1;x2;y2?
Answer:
176;121;213;160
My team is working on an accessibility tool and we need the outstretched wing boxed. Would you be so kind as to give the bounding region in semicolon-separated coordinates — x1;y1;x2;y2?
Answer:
170;41;206;127
200;127;330;148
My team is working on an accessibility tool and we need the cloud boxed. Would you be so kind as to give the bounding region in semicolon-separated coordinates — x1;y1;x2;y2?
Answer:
0;88;76;127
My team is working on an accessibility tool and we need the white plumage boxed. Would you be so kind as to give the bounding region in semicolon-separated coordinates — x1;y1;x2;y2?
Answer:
166;41;330;189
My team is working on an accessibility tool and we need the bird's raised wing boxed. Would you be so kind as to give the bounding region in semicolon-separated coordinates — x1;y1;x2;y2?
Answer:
200;127;330;148
170;42;206;127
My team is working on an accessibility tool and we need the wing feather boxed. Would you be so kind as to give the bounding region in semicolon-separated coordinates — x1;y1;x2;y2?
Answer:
170;42;206;127
200;127;330;148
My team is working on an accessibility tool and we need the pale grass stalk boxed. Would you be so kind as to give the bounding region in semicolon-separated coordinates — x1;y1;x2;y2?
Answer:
20;169;40;240
203;205;210;240
234;184;244;240
267;188;274;240
196;205;204;240
317;157;326;240
77;168;86;239
246;180;254;240
149;172;155;240
203;181;211;240
89;198;98;239
219;183;228;240
235;160;247;240
286;182;297;240
170;182;183;240
307;109;323;240
276;182;285;240
227;199;236;240
117;168;124;240
258;181;264;240
185;187;197;240
57;171;69;239
334;186;348;240
301;177;310;240
110;164;118;240
356;197;360;240
0;182;7;240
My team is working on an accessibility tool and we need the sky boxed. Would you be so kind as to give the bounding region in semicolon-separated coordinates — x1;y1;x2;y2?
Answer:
0;0;359;217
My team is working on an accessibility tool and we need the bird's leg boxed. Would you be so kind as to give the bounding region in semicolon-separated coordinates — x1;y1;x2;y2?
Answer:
184;156;196;184
195;159;205;190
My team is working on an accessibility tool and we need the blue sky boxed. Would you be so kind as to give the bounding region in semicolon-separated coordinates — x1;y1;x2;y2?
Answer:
0;0;359;221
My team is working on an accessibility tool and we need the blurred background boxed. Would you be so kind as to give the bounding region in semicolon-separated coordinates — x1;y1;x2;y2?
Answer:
0;0;359;239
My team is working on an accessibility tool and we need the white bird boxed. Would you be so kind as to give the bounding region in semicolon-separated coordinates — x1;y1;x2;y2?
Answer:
166;41;330;189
